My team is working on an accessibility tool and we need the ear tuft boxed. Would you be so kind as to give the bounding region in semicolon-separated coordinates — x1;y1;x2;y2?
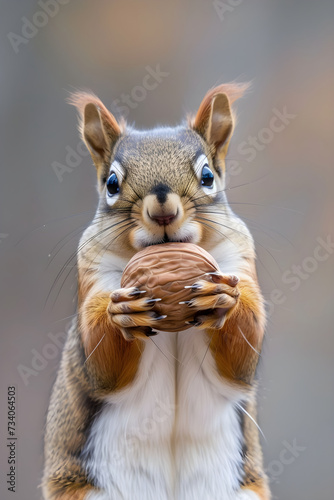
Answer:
68;91;124;167
189;82;249;128
189;82;250;155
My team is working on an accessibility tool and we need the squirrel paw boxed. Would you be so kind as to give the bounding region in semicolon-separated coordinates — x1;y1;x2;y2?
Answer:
182;273;240;330
107;287;166;341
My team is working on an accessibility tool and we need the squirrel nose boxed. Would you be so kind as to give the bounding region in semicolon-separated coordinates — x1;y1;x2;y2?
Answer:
149;213;177;226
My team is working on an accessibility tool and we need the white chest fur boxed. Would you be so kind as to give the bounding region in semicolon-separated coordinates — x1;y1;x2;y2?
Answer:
83;328;252;500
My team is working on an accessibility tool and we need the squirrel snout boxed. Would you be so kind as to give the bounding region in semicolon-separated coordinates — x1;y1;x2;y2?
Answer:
143;191;183;228
149;213;177;226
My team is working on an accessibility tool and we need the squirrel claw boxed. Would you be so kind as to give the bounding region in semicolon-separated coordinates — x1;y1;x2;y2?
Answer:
129;288;147;297
154;315;167;321
185;319;202;327
145;329;158;337
146;298;162;306
184;283;202;291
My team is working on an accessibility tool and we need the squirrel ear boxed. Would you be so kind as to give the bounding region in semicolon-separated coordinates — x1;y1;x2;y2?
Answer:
69;92;123;169
190;83;249;156
206;93;233;153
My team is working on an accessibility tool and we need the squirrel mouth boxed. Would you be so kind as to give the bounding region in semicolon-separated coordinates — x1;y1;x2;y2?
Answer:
144;233;193;247
161;233;194;245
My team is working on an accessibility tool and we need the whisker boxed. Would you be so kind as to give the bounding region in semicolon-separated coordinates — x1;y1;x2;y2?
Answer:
84;334;106;364
148;336;182;366
194;216;238;249
45;218;133;309
194;215;282;284
54;220;136;306
224;172;271;192
226;201;303;215
49;313;78;326
45;213;114;268
235;402;267;442
13;209;101;248
46;224;89;269
191;328;216;383
196;208;294;248
78;221;136;286
238;326;261;356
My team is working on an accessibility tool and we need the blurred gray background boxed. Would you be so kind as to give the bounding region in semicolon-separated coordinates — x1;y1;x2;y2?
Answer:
0;1;333;499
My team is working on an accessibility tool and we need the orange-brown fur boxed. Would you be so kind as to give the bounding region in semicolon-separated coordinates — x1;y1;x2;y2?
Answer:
242;482;271;500
47;485;95;500
210;273;265;384
79;288;143;391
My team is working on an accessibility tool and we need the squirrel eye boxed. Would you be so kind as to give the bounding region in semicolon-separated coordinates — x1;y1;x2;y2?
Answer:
201;165;214;188
106;172;120;197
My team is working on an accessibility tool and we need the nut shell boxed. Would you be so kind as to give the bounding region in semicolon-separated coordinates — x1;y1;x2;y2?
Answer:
121;242;220;332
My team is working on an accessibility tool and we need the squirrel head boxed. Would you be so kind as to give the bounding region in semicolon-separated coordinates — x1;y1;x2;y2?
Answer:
70;84;248;258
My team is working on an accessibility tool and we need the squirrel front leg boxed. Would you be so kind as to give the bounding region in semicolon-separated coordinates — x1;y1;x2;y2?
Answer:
78;282;165;392
184;269;265;384
185;267;270;499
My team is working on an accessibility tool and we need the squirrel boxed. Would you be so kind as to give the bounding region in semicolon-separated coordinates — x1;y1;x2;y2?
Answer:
42;83;270;500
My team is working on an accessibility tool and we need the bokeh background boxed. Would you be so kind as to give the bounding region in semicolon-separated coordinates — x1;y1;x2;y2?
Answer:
0;1;333;499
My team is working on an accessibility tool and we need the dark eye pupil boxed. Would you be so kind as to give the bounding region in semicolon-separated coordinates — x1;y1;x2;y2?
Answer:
106;172;120;196
201;165;214;188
